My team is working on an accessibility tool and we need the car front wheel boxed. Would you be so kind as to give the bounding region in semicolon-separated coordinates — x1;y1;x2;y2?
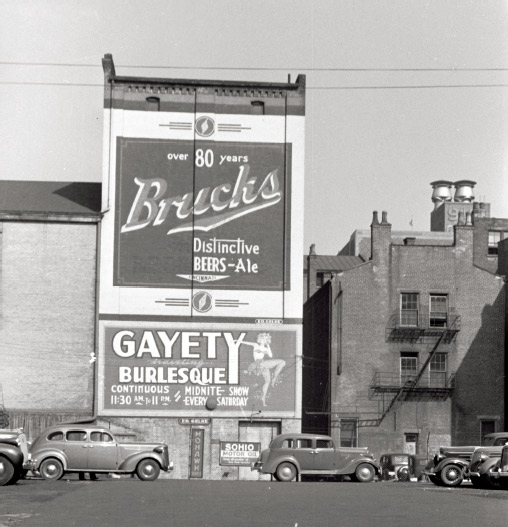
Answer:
136;459;161;481
353;463;376;483
439;464;463;487
39;458;64;481
275;462;297;482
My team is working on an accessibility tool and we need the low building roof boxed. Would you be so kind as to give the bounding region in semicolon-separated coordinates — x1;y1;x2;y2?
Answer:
304;254;364;272
0;181;101;216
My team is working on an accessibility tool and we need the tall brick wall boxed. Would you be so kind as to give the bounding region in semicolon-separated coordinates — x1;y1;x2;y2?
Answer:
0;221;97;413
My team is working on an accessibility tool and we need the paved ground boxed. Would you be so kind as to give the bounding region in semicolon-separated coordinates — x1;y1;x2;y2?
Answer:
1;476;507;527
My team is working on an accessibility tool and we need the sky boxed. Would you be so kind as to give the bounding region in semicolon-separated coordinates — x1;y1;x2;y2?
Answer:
1;0;508;254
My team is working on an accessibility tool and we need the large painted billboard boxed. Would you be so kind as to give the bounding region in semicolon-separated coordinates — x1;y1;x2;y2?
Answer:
98;321;301;417
114;138;291;290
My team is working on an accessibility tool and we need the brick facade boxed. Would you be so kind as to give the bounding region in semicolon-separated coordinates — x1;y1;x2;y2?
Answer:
1;220;98;422
304;204;506;468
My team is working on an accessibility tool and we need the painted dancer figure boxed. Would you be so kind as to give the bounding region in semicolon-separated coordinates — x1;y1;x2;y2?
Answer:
240;333;285;406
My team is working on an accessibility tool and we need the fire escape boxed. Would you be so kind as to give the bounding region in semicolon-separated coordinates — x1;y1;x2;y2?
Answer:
357;312;460;427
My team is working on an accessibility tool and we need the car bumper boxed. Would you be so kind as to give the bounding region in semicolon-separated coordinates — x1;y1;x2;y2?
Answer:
490;471;508;479
422;469;437;476
164;461;174;472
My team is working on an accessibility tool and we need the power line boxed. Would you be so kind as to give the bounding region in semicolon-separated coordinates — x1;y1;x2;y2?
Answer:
1;81;508;90
1;61;508;72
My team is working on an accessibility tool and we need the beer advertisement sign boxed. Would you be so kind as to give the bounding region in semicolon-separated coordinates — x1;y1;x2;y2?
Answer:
114;138;291;291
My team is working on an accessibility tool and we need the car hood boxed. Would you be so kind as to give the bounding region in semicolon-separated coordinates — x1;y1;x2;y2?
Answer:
118;441;166;452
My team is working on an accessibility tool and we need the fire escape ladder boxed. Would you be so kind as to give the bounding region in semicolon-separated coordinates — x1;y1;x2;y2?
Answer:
361;332;447;427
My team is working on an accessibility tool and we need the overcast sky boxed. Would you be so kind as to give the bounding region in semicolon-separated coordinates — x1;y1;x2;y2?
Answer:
1;0;507;254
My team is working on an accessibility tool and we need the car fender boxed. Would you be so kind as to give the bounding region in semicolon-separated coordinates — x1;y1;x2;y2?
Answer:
32;449;68;471
477;457;501;476
340;457;379;475
435;458;469;473
263;455;301;475
0;444;24;467
118;452;163;472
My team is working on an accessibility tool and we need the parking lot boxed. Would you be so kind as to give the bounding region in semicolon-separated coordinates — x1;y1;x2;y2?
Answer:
1;476;507;527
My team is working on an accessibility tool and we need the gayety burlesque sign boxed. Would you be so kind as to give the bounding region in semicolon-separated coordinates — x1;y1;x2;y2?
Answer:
114;138;291;290
102;325;297;413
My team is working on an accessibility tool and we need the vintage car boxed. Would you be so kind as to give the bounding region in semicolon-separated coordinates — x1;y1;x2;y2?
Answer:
379;453;419;482
486;444;508;490
28;424;173;481
423;432;508;487
251;433;379;483
469;443;508;489
0;429;29;486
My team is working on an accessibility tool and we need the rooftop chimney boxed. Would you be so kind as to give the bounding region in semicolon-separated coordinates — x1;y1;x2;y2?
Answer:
431;180;453;209
454;180;476;203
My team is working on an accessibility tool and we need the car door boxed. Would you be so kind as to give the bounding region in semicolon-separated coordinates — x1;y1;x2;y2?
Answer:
87;431;119;471
292;438;315;471
313;438;337;471
63;430;89;470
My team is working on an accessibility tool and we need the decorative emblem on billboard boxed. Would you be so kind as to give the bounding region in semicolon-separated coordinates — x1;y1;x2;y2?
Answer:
195;116;215;137
192;291;213;313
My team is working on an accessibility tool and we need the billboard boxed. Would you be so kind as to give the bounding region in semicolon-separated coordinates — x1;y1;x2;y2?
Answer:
114;138;291;290
98;321;301;417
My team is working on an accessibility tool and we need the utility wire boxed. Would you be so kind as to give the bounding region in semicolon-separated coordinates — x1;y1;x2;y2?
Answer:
1;61;508;72
1;81;508;90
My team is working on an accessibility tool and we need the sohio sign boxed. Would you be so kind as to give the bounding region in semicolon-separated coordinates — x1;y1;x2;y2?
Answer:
114;138;291;290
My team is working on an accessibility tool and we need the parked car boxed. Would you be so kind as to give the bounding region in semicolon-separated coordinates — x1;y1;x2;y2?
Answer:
28;424;173;481
469;444;508;489
423;432;508;487
251;433;379;483
379;453;419;482
0;429;29;486
488;444;508;490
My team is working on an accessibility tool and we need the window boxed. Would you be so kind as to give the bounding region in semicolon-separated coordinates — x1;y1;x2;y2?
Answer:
430;294;448;327
316;272;325;288
282;439;294;448
48;431;64;441
400;293;418;326
251;101;265;115
296;438;312;448
400;352;418;385
429;353;447;387
340;419;358;447
91;432;113;442
146;97;160;111
316;439;333;449
66;431;86;442
488;231;502;255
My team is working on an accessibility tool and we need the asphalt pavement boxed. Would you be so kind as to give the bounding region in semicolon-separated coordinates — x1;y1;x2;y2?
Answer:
1;476;507;527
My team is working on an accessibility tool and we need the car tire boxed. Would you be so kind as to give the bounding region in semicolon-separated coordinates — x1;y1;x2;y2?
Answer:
0;456;16;486
397;467;410;482
428;475;442;486
352;463;376;483
39;458;64;481
275;462;297;482
439;464;463;487
136;459;160;481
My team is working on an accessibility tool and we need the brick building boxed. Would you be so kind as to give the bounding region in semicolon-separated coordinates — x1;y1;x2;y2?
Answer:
303;181;507;466
0;181;100;436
